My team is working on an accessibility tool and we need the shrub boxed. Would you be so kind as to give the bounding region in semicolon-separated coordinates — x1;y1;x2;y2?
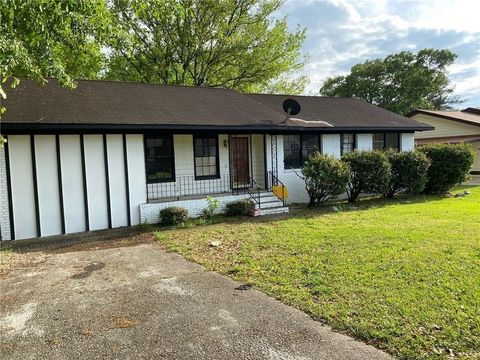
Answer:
159;206;188;226
342;151;391;202
418;143;475;194
302;152;350;205
225;199;254;216
201;196;221;219
384;150;430;197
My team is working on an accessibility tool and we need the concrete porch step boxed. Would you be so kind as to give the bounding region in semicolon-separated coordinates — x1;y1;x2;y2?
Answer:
260;206;289;216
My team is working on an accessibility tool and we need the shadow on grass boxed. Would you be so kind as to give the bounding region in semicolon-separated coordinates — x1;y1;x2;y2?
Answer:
3;185;478;255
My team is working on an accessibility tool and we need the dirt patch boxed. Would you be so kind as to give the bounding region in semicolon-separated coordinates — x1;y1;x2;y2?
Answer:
71;262;105;279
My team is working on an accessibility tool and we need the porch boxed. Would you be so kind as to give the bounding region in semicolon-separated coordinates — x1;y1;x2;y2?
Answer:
142;133;288;221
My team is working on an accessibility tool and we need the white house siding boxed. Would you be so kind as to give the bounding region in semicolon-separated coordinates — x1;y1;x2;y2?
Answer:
356;134;373;151
8;135;37;239
60;135;87;234
322;134;341;158
125;134;147;226
106;135;129;228
84;135;110;231
413;114;480;139
35;135;62;236
2;134;145;240
401;133;415;151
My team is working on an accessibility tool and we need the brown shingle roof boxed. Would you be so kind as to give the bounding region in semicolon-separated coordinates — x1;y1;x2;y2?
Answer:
1;79;433;133
248;94;432;130
407;108;480;127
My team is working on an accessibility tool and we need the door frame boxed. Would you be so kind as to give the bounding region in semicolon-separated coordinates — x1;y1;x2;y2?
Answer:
229;135;251;189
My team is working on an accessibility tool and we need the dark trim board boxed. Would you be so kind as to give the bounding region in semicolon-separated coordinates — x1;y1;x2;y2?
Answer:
80;135;90;231
30;135;41;237
55;135;66;234
1;123;430;135
4;138;15;240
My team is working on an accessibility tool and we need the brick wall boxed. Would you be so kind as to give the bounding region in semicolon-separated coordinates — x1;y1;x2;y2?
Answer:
0;146;11;240
140;193;251;224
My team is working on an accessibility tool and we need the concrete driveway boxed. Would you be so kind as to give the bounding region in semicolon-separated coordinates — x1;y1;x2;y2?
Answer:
0;239;390;360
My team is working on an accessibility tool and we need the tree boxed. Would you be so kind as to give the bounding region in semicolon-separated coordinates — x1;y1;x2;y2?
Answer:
319;49;461;115
0;0;108;104
104;0;307;93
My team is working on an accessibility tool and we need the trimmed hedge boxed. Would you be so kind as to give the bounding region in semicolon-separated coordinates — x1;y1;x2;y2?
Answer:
159;206;188;226
225;199;254;216
342;151;391;202
302;152;350;205
384;150;430;197
418;144;475;194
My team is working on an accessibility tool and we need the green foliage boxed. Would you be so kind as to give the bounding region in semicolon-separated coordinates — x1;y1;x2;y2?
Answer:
320;49;461;114
418;143;475;194
0;0;109;114
342;151;391;202
201;196;221;219
105;0;306;93
302;152;350;205
384;150;431;197
159;206;188;226
225;199;254;216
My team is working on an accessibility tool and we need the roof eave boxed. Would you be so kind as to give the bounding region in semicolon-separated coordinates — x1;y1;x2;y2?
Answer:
1;122;433;135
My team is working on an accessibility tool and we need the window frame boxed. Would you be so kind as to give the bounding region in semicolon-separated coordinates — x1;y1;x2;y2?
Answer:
144;134;176;184
373;132;401;151
283;133;322;170
340;133;356;155
193;134;220;180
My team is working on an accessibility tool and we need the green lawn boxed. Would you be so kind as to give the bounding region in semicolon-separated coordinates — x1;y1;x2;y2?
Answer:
156;186;480;359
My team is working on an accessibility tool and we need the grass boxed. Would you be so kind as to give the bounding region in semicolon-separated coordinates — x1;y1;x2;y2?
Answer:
155;186;480;359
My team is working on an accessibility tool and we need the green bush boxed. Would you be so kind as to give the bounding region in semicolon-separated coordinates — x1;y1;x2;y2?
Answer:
159;206;188;226
342;151;391;202
418;143;475;194
384;150;430;197
225;199;254;216
302;152;350;205
201;196;221;219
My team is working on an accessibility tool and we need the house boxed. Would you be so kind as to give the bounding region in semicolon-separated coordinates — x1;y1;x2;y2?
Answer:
408;107;480;173
0;79;432;241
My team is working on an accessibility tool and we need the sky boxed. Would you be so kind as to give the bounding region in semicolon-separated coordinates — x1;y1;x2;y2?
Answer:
276;0;480;108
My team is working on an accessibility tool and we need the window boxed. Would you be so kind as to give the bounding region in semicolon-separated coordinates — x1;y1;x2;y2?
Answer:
194;135;219;179
302;134;320;160
373;133;385;150
284;135;301;169
385;133;400;150
341;134;355;155
283;134;321;169
373;133;400;151
145;135;175;183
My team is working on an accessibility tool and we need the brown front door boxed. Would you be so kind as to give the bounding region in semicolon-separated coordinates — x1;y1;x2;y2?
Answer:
231;137;250;186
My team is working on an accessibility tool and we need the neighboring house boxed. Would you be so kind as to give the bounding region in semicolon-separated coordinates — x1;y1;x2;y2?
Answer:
408;107;480;174
0;79;432;240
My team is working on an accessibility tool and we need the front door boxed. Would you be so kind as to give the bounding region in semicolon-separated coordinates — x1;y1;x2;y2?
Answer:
231;137;250;187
